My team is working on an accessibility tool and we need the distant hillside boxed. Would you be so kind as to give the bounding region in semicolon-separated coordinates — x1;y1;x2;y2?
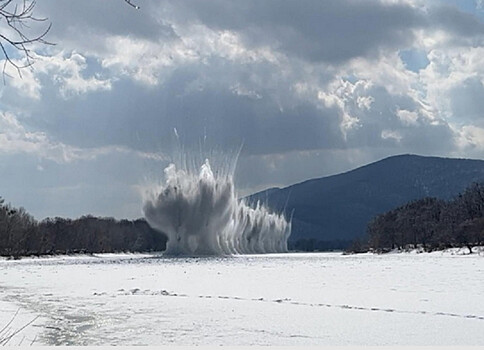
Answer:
248;154;484;247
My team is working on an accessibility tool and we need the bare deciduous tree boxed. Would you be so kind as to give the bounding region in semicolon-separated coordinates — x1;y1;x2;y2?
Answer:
0;0;52;78
0;0;140;78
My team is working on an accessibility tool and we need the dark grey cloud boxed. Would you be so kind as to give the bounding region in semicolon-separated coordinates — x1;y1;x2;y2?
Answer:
429;4;484;38
174;0;424;63
449;76;484;124
10;0;477;161
2;0;484;221
34;0;484;60
169;0;484;63
35;1;178;50
20;64;344;156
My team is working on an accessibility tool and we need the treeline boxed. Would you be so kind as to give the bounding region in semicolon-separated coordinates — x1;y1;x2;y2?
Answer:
363;182;484;253
0;196;167;258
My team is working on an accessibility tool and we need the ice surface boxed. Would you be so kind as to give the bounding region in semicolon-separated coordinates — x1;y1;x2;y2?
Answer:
0;252;483;345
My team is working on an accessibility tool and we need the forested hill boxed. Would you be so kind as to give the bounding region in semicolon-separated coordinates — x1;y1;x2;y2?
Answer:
248;154;484;248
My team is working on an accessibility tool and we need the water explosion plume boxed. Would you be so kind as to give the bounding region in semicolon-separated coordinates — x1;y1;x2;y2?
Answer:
142;152;291;256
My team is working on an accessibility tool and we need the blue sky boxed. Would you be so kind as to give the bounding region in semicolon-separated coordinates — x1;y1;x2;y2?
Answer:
1;0;484;220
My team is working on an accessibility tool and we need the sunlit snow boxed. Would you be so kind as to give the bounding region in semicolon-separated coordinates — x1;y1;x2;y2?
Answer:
1;251;483;345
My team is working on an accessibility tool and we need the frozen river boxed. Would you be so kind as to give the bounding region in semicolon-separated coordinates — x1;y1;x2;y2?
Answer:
1;251;483;345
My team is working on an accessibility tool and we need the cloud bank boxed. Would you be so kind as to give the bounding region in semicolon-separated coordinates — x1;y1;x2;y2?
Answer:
1;0;483;219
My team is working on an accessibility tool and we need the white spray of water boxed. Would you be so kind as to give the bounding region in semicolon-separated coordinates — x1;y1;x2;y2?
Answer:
142;152;291;256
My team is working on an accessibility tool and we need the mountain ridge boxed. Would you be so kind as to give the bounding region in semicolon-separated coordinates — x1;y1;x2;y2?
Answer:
248;154;484;245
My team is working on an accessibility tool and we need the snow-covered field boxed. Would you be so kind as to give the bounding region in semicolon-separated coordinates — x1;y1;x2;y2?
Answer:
1;251;483;346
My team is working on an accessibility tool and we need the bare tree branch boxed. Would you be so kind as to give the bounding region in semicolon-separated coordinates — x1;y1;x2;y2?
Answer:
0;0;140;81
0;0;53;80
124;0;140;10
0;308;39;346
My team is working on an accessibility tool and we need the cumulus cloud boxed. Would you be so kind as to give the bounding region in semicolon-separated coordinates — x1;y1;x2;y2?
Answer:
1;0;484;219
171;0;425;63
35;1;178;48
0;111;166;164
0;111;80;162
